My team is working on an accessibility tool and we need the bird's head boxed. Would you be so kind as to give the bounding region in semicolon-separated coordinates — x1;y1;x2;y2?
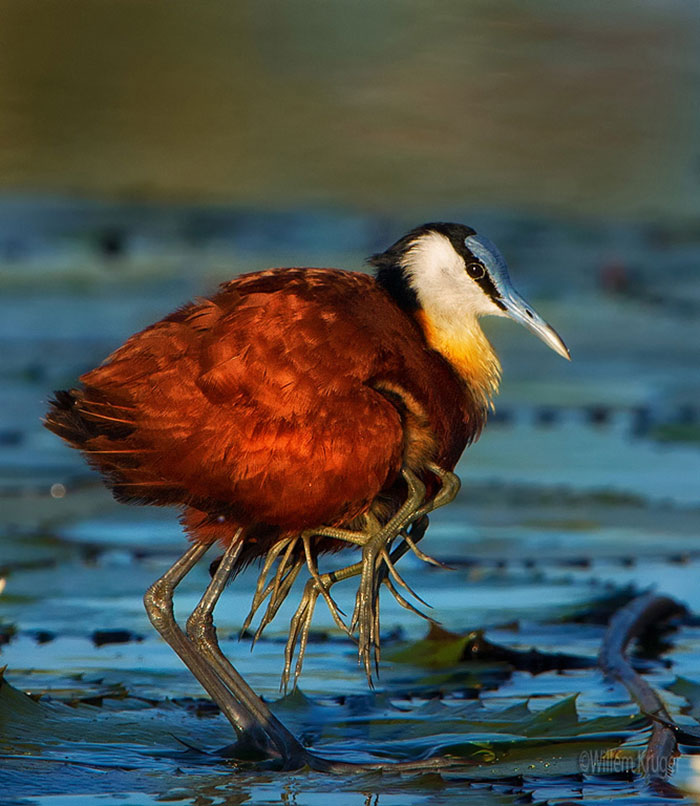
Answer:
370;222;570;361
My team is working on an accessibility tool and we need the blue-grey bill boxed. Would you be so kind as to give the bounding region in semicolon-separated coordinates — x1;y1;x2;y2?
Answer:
463;233;570;360
501;290;571;360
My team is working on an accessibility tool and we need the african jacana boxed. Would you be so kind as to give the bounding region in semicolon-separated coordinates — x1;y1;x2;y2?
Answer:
45;222;569;769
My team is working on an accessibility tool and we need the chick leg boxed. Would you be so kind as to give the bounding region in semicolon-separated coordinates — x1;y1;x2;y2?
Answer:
245;463;459;689
281;515;432;690
308;463;460;682
310;462;460;552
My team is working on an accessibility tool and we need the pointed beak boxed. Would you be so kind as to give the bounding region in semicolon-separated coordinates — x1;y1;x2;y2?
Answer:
462;232;570;360
500;289;570;360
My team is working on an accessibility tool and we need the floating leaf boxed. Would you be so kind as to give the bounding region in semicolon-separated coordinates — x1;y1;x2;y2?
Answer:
387;624;472;667
387;623;594;673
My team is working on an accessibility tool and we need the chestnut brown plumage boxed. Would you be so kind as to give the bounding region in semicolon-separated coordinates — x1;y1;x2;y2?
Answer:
45;222;569;769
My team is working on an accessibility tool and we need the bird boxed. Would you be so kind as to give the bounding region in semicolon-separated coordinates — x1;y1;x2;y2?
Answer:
44;221;569;769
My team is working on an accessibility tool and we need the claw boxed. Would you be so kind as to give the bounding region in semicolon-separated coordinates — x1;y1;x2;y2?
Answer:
282;575;328;691
383;576;434;622
352;545;377;682
402;533;453;570
379;546;432;608
254;556;304;644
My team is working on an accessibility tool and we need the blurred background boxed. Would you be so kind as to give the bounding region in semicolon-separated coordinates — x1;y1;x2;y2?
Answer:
2;1;700;801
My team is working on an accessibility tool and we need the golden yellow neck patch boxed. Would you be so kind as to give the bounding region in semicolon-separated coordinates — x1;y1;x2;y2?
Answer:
416;310;501;409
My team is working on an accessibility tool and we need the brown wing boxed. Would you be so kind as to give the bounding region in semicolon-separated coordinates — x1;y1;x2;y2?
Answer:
46;270;417;534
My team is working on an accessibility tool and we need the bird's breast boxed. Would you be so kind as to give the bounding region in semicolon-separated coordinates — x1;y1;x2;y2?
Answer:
413;309;501;412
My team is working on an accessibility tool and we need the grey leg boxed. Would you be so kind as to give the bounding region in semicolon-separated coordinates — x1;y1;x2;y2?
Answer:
143;540;274;758
185;535;309;766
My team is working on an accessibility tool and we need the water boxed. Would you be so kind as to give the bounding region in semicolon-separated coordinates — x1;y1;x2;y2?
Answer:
1;201;700;801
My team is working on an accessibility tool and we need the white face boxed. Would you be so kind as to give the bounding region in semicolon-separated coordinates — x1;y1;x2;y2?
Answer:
399;228;570;360
400;231;507;324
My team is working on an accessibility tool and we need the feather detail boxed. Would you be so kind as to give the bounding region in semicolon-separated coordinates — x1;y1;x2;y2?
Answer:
79;411;135;425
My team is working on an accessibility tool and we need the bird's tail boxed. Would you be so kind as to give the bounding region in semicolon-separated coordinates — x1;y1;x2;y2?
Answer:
44;387;135;447
45;387;201;509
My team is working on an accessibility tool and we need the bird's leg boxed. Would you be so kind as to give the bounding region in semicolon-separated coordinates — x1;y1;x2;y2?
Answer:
281;464;457;686
377;544;431;608
349;464;459;675
185;534;309;766
281;517;383;692
144;540;275;758
281;579;320;691
301;533;349;634
379;461;460;570
305;463;459;551
281;552;368;691
244;463;457;691
371;515;435;621
425;461;461;506
240;536;303;640
348;464;459;673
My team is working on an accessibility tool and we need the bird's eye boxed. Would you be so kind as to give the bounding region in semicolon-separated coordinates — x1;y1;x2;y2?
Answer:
466;262;485;280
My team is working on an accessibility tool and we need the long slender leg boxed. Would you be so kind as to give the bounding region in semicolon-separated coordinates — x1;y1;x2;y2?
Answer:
279;468;431;683
350;469;428;678
301;533;350;634
143;541;273;757
310;464;460;552
312;465;459;677
306;468;427;548
185;535;309;766
351;463;459;665
143;518;457;773
413;462;461;521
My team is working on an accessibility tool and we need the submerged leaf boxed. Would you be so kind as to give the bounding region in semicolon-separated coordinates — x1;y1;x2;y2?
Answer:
0;668;44;726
